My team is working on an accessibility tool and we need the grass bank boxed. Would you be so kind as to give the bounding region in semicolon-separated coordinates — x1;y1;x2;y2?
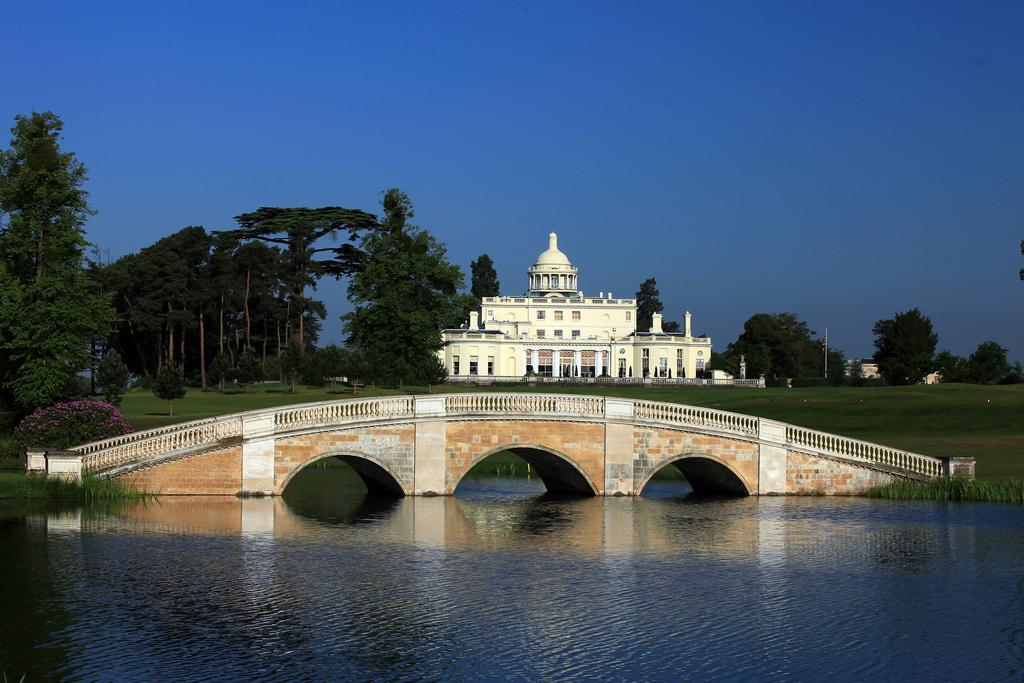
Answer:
866;478;1024;504
0;473;149;501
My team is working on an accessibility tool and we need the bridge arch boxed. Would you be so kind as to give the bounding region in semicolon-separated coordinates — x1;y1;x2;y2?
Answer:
277;452;411;496
449;443;599;496
635;453;753;496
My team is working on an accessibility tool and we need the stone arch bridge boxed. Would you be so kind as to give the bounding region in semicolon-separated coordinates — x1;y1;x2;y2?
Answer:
53;394;972;496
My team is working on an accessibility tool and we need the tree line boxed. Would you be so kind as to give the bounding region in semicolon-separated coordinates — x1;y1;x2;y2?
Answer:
0;111;500;415
1;110;1018;417
632;278;1020;387
711;308;1020;387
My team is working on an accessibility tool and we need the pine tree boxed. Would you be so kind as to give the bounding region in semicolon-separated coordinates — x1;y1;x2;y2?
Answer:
0;111;112;410
470;254;500;304
236;347;262;392
634;278;664;332
280;340;304;393
97;349;130;405
152;364;186;416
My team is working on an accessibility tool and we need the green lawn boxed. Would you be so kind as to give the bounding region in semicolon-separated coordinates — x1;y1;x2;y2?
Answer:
8;382;1024;479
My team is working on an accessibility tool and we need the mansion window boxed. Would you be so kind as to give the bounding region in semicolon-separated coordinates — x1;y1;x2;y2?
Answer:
677;349;684;377
537;310;546;320
696;359;705;371
537;329;545;338
572;311;581;320
626;311;632;321
659;357;668;377
469;355;479;375
554;330;563;338
571;330;580;338
642;348;650;376
554;310;563;321
487;356;494;375
453;356;460;375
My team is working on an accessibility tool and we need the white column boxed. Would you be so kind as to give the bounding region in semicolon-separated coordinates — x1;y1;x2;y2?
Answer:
531;349;539;372
595;350;603;377
552;349;561;377
573;350;582;377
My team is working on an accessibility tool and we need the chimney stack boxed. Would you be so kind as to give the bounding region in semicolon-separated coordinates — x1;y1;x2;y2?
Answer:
469;310;479;330
684;311;692;337
652;312;663;333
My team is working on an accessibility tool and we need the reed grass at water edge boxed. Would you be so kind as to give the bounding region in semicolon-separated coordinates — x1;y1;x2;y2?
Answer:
0;472;151;501
866;478;1024;504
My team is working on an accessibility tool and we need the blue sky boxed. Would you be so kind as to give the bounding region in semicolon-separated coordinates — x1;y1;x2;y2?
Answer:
5;1;1022;360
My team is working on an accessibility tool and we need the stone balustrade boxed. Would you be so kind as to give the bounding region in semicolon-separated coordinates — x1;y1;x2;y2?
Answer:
55;393;958;487
785;425;944;478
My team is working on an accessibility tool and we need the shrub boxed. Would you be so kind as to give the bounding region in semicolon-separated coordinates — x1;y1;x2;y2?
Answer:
14;400;133;450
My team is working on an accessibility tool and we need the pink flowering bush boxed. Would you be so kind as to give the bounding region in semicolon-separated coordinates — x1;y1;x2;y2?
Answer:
14;400;133;450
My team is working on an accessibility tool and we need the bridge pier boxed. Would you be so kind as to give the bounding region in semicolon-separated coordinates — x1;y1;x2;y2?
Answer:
241;413;276;495
604;399;636;496
756;420;788;495
413;397;447;495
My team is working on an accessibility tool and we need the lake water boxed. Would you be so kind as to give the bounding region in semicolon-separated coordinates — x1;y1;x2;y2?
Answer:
2;466;1023;681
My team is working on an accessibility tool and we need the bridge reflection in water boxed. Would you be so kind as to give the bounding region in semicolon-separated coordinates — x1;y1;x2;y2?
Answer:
19;469;1022;681
36;473;948;569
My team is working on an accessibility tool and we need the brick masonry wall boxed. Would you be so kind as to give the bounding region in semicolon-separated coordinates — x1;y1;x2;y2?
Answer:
786;451;898;494
273;425;416;494
444;420;606;494
116;446;243;495
632;429;759;494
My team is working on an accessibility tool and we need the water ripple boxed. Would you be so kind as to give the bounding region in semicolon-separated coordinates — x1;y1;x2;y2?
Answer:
1;474;1022;681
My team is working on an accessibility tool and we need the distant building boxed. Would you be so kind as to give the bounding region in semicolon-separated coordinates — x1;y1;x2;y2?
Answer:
846;359;942;384
846;358;881;380
440;232;713;379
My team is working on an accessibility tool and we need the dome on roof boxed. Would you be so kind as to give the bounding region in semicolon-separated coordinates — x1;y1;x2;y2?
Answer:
534;231;572;267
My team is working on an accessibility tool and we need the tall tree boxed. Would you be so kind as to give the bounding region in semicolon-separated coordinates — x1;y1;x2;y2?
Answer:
965;341;1011;384
225;206;378;347
872;308;937;385
470;254;500;304
0;111;111;410
343;189;463;386
714;313;822;385
635;278;664;332
934;350;965;383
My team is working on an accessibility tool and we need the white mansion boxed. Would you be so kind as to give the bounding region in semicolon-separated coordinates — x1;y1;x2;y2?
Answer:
441;232;713;380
